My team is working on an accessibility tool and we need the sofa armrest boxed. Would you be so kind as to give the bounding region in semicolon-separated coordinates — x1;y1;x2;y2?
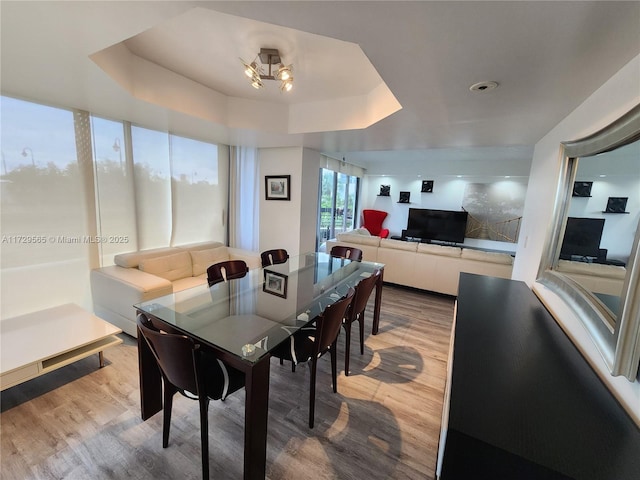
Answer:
91;266;173;323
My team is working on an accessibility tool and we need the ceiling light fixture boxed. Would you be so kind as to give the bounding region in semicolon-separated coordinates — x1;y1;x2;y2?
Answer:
240;48;293;93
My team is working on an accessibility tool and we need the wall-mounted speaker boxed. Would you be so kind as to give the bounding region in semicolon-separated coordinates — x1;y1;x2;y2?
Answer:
605;197;628;213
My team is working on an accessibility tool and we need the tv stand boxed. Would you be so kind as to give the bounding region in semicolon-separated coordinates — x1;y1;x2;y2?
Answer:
400;230;460;247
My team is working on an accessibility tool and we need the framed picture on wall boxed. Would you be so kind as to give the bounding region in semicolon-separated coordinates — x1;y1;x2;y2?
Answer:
399;191;411;203
379;185;391;196
605;197;628;213
421;180;434;193
572;181;593;197
265;175;291;200
263;270;288;298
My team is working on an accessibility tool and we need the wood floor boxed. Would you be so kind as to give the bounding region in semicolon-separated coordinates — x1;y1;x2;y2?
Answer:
0;285;455;480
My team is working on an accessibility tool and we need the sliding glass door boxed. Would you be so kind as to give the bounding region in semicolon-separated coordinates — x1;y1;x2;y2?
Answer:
316;168;359;251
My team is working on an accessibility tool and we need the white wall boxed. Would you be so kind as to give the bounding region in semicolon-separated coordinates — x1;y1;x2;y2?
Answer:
258;147;321;256
361;173;528;253
300;148;321;253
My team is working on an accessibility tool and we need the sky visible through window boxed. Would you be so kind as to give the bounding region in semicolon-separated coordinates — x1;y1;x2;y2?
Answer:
1;96;77;172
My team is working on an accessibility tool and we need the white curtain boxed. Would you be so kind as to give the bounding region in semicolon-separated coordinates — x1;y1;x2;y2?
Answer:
229;146;259;251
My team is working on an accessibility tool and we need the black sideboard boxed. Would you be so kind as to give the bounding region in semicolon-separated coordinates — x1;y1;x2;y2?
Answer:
439;273;640;480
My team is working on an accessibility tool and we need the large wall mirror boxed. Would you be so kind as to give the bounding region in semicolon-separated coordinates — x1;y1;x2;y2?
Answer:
537;103;640;381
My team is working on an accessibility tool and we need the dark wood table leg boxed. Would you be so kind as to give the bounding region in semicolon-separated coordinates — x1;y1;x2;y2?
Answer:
372;268;384;335
243;355;271;480
137;323;162;420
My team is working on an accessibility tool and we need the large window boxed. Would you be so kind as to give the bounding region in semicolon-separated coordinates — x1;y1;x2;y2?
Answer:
1;96;228;318
91;116;138;264
1;97;92;318
169;135;222;247
317;167;360;250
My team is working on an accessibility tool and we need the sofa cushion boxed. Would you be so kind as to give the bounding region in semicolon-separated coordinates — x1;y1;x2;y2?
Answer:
172;275;208;292
114;247;181;268
380;238;419;252
417;243;462;257
190;246;231;276
336;232;381;246
139;251;193;281
461;248;514;265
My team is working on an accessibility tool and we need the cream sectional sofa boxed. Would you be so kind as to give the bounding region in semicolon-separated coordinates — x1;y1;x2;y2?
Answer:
326;232;514;296
90;241;261;337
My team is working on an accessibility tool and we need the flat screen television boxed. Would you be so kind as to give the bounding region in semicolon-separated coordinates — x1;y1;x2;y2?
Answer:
560;217;605;259
405;208;468;244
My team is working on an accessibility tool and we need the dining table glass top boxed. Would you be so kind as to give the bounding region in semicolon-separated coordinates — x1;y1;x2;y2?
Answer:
135;252;384;364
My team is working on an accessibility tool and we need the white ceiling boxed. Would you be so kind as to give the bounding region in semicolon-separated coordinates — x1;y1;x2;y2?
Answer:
92;7;401;134
1;1;639;167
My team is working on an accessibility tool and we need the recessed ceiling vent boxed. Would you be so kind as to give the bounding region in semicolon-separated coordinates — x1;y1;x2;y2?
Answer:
469;81;499;92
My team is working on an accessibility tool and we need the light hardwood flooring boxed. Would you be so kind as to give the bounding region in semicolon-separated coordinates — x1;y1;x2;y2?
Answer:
0;285;455;480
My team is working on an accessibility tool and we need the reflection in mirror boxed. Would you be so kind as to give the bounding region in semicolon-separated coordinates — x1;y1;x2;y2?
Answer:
554;140;640;325
537;103;640;381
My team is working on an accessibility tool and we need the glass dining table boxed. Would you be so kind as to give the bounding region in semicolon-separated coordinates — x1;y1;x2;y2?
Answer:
135;252;385;480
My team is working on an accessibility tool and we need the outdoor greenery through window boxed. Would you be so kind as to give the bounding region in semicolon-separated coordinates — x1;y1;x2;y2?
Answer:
317;168;359;250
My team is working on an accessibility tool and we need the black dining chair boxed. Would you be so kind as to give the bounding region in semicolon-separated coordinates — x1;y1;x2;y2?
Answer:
260;249;289;267
272;289;355;428
206;260;249;287
330;245;363;262
343;269;381;376
136;314;245;479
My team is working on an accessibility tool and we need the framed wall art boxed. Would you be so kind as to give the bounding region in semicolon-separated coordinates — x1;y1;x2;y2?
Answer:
398;191;411;203
263;270;288;298
604;197;629;213
572;181;593;197
421;180;434;193
265;175;291;200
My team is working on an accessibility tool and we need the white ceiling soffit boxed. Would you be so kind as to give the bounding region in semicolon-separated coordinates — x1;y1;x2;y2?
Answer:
90;7;401;135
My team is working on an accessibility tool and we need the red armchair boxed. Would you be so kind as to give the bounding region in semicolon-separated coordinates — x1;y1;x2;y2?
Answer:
362;209;389;238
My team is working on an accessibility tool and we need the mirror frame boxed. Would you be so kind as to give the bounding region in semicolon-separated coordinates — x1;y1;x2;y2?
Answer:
537;103;640;381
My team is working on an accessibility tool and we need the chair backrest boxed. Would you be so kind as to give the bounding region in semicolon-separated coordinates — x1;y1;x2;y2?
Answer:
260;249;289;267
314;289;355;355
207;260;249;287
362;209;388;236
349;269;381;318
137;314;200;396
330;245;363;262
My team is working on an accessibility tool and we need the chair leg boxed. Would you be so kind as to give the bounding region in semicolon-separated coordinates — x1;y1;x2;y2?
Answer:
309;358;317;429
358;313;365;355
162;383;177;448
199;396;210;480
343;322;352;376
330;341;338;393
